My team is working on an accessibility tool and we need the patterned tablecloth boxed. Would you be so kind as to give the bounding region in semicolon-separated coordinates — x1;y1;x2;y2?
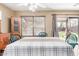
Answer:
3;37;74;56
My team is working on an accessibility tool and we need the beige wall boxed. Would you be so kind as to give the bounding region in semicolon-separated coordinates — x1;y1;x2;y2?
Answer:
1;3;79;36
0;4;15;33
15;11;79;37
15;11;53;36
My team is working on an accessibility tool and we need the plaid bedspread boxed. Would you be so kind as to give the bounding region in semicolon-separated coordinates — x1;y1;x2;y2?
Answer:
3;37;74;56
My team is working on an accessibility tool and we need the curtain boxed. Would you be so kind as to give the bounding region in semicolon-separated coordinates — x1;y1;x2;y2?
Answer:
52;14;59;37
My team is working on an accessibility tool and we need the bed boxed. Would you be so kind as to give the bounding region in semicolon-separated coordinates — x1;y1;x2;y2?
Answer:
3;37;74;56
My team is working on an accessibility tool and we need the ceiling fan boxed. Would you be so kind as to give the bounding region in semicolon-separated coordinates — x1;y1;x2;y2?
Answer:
18;3;47;12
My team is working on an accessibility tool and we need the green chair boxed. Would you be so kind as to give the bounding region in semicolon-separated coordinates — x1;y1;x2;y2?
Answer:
10;35;17;43
38;32;48;37
65;33;78;48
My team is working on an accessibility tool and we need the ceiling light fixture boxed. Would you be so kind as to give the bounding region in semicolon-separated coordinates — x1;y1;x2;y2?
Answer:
18;3;40;12
29;3;38;12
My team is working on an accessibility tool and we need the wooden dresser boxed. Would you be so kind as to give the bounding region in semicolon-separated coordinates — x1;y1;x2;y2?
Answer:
0;33;10;50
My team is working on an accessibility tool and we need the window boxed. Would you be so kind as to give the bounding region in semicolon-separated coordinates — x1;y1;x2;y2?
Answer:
67;17;79;37
55;15;79;40
56;18;66;32
0;11;1;33
0;11;6;33
56;16;67;39
22;16;45;36
34;17;45;36
22;16;33;36
0;11;2;20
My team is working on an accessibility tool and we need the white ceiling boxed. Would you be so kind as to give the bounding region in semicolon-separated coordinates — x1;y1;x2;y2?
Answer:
2;3;79;11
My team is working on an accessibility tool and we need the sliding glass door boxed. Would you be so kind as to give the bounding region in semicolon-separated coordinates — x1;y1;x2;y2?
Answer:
55;14;79;39
67;17;79;37
34;17;45;36
22;16;33;36
22;16;45;37
56;16;67;39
